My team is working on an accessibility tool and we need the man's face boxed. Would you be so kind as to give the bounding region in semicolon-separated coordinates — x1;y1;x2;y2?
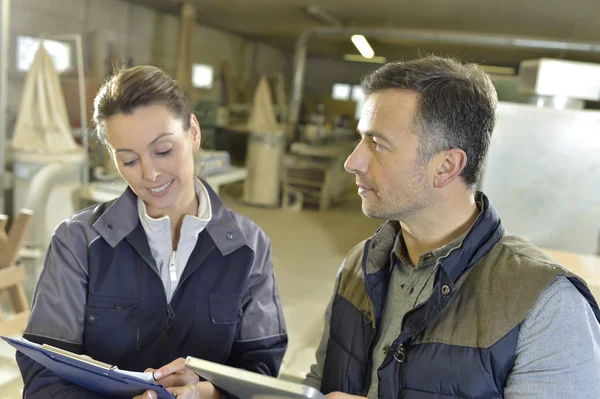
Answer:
345;89;435;221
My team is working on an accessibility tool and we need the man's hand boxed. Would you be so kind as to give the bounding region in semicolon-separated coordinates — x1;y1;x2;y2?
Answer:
167;381;223;399
325;392;367;399
132;391;158;399
146;357;200;388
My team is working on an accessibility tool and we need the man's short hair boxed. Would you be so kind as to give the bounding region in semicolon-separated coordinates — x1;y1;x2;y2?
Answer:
361;56;498;189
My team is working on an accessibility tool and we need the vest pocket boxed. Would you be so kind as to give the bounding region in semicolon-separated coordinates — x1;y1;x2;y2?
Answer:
84;295;140;364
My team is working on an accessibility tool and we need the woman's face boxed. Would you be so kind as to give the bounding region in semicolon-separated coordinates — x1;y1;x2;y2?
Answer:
105;104;201;218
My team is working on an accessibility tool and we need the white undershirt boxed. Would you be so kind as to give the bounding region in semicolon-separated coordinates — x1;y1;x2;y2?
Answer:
137;178;212;302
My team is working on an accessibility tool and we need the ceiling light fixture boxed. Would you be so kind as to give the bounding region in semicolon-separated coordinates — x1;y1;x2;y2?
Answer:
478;65;517;75
351;35;374;59
344;54;386;64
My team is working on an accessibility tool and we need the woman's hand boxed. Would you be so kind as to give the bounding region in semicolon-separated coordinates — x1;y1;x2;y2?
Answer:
132;357;203;399
147;357;200;388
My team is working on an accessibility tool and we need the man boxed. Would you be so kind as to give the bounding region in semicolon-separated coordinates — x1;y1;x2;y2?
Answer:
304;56;600;398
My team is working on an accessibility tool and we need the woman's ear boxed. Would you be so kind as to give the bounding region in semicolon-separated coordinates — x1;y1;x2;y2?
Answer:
190;114;202;152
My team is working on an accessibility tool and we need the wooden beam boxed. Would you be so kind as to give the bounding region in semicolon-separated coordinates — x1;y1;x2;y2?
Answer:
0;267;26;291
0;214;7;241
0;311;30;336
8;285;29;314
0;209;33;268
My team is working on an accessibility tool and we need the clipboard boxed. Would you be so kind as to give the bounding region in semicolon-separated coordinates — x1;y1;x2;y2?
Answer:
185;356;326;399
3;336;175;399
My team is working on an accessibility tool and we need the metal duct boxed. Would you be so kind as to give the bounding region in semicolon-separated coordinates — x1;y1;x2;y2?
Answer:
288;27;600;128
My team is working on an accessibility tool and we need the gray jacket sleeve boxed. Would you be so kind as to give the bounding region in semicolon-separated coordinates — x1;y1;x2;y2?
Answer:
16;221;106;398
226;231;288;379
303;264;344;390
504;276;600;398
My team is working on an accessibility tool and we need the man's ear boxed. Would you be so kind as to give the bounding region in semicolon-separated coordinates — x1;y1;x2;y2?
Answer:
433;148;468;188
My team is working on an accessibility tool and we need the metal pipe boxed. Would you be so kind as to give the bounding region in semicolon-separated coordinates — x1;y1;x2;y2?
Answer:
288;26;600;128
22;162;74;216
0;0;11;214
306;6;343;27
22;161;75;248
45;34;88;186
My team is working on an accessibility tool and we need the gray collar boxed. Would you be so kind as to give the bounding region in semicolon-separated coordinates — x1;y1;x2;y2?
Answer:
93;180;248;256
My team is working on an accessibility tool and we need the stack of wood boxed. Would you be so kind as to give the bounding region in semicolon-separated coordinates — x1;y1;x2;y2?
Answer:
282;153;334;212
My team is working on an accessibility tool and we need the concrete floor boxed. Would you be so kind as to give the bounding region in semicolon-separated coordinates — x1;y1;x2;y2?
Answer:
0;192;381;396
226;194;381;381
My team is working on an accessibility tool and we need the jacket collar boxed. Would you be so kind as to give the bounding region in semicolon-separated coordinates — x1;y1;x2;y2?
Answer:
93;179;248;256
366;192;504;283
441;192;504;282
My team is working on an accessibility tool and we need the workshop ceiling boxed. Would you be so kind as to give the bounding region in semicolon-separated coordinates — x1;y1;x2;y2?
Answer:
122;0;600;67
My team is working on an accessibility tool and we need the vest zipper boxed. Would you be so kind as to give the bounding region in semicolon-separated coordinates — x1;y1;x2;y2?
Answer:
363;247;417;395
376;260;444;376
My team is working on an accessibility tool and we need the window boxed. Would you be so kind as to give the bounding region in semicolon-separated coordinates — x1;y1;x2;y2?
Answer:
351;85;365;121
332;83;351;100
192;64;214;89
331;83;365;120
17;35;72;73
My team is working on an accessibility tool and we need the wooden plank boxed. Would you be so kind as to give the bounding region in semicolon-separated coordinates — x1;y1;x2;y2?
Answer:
319;169;333;212
0;210;33;268
284;162;330;171
176;1;196;100
287;168;326;177
0;267;27;291
0;311;30;336
0;214;7;242
286;178;323;188
222;62;238;105
300;197;321;203
288;189;322;199
8;285;30;314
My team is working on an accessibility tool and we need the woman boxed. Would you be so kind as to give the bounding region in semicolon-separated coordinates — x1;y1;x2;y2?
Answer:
17;66;288;399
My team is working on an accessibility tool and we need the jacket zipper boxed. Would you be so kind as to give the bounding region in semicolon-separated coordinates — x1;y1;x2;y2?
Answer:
140;242;217;362
138;249;177;361
161;303;176;359
168;251;177;283
162;251;178;359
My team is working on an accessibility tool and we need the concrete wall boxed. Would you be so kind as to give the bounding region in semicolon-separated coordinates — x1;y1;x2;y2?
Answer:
5;0;290;128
